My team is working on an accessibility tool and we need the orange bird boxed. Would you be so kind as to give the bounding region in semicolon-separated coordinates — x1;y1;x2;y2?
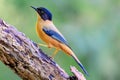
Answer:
31;6;88;76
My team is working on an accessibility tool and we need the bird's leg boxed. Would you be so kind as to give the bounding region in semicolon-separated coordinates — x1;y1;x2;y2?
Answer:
38;43;48;47
51;49;59;58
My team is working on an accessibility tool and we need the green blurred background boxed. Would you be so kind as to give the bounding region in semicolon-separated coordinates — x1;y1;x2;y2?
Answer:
0;0;120;80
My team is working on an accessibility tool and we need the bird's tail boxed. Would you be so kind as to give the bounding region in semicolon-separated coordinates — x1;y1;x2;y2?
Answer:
60;44;88;76
71;53;89;76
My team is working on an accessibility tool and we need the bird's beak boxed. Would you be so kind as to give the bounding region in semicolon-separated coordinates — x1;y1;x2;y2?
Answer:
31;6;37;11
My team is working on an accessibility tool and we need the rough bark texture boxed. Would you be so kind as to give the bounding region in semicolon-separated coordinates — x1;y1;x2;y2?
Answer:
70;66;86;80
0;19;86;80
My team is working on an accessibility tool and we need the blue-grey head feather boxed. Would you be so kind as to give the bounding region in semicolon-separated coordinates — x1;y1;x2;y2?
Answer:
31;6;52;21
37;7;52;21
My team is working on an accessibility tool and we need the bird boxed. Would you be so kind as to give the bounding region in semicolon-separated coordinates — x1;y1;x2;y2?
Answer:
31;6;88;76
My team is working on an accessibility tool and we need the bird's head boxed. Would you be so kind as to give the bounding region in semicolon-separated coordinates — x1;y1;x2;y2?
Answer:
31;6;52;21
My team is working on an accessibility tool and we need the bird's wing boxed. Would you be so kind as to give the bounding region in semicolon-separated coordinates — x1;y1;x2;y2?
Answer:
43;27;69;46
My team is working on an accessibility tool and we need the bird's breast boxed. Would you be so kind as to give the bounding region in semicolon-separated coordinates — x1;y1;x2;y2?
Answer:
36;22;48;43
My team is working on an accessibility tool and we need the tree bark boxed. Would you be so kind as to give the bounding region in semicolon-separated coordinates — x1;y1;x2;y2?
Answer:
0;19;86;80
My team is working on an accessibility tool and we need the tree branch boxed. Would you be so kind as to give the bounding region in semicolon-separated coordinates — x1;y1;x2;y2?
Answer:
0;19;86;80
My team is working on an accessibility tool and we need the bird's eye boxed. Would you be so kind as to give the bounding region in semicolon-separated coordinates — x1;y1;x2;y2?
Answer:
41;11;44;14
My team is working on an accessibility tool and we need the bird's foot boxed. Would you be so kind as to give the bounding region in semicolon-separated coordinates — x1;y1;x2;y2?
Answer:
50;49;59;59
38;43;48;47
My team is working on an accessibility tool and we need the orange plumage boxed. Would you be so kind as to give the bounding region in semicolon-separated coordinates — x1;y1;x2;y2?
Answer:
31;6;88;76
36;15;72;55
